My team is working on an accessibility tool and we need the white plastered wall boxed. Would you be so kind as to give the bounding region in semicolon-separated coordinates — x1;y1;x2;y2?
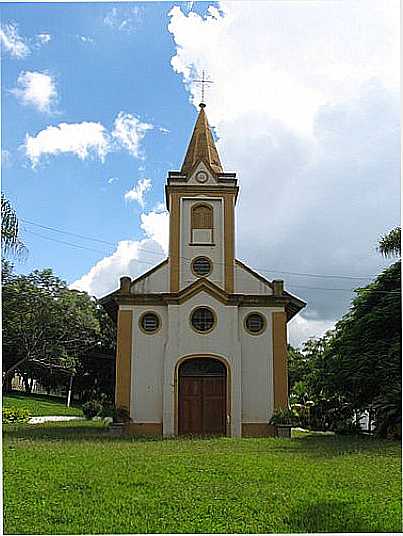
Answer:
162;290;242;437
235;263;273;295
180;197;225;290
239;306;284;423
125;305;168;424
131;262;169;294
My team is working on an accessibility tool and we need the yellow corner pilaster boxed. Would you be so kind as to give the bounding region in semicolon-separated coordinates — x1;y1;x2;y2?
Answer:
169;193;181;293
115;308;133;418
272;311;288;409
224;193;235;293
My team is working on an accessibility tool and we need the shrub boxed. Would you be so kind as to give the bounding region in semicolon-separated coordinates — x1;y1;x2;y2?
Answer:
269;407;296;426
82;399;103;419
100;405;118;420
3;407;30;424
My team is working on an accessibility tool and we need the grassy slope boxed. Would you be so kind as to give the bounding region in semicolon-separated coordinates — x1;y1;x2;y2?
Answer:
3;392;82;416
3;422;401;534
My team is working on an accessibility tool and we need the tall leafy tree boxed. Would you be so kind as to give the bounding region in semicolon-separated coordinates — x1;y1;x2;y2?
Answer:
292;227;401;437
2;267;101;390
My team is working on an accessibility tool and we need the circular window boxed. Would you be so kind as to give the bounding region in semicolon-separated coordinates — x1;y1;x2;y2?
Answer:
192;256;212;277
140;312;160;334
191;307;216;333
196;171;208;183
245;313;266;335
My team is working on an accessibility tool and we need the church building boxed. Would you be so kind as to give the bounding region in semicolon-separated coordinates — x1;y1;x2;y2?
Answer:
101;103;305;437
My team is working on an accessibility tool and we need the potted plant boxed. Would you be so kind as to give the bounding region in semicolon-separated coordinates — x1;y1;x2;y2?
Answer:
269;407;295;438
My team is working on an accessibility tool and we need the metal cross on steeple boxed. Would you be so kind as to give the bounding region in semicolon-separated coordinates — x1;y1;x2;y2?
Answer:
194;70;213;107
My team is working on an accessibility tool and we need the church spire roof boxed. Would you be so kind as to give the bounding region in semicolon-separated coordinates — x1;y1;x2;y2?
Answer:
180;104;223;176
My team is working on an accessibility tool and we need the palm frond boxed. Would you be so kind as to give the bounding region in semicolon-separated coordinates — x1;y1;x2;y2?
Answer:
1;193;27;259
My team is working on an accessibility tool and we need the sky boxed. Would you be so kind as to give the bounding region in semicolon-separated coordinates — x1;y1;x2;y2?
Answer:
1;1;400;347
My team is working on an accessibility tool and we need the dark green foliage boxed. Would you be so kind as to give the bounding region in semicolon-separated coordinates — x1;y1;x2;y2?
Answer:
378;226;401;258
82;399;103;419
3;406;30;423
288;260;401;437
269;407;296;425
2;263;116;399
2;266;100;381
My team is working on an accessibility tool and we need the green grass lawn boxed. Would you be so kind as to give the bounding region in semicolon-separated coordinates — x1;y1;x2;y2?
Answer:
2;391;83;417
3;422;401;534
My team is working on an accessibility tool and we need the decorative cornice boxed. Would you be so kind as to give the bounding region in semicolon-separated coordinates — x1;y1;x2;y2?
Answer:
101;276;304;323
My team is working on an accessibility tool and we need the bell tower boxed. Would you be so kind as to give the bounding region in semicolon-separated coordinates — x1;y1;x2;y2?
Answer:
166;103;239;294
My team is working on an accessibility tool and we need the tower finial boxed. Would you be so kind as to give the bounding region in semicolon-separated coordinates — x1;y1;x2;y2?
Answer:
194;70;213;108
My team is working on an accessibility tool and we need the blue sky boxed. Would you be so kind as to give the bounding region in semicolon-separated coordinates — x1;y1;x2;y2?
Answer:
2;2;213;281
2;1;400;346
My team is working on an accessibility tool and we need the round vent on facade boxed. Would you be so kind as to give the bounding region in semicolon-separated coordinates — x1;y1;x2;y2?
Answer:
192;256;212;277
245;313;266;335
140;312;160;334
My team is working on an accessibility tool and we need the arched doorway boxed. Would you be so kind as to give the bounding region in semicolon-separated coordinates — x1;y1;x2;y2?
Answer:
178;357;227;436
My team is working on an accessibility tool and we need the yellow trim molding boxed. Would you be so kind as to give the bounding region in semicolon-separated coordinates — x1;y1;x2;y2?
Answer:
272;311;288;409
115;308;133;419
126;423;162;436
224;193;235;293
241;423;276;437
169;193;181;292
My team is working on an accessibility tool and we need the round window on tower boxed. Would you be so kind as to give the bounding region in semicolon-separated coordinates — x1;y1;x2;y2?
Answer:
190;307;216;334
196;171;208;183
244;312;266;335
139;312;161;334
191;256;212;277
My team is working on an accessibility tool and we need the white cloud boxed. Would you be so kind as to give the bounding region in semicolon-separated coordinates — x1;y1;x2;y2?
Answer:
24;111;153;166
104;6;143;32
112;112;153;158
11;71;57;113
288;315;335;349
168;2;399;137
107;177;118;184
71;206;169;297
124;178;152;208
140;207;169;253
0;22;30;58
24;121;110;167
36;33;51;46
77;35;95;44
168;2;400;343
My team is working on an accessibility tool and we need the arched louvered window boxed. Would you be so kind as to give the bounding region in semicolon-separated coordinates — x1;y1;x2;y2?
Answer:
191;203;213;244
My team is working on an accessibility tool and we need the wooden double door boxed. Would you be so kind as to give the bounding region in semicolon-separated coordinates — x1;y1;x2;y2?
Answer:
178;358;227;436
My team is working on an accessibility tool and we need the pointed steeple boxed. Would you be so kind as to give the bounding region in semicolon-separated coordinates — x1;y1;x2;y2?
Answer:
181;104;223;176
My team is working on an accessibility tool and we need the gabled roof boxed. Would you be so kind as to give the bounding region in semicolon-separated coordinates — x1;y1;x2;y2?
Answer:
100;268;306;324
180;104;223;176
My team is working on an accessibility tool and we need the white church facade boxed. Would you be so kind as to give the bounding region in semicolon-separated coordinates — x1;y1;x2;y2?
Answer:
101;103;305;437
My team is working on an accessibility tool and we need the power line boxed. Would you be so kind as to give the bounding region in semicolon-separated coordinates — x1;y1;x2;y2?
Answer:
22;217;384;282
24;229;400;296
23;230;158;268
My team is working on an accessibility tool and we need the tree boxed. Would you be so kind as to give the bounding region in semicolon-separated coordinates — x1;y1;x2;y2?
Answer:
2;267;101;390
292;228;401;437
378;226;400;258
1;194;26;258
